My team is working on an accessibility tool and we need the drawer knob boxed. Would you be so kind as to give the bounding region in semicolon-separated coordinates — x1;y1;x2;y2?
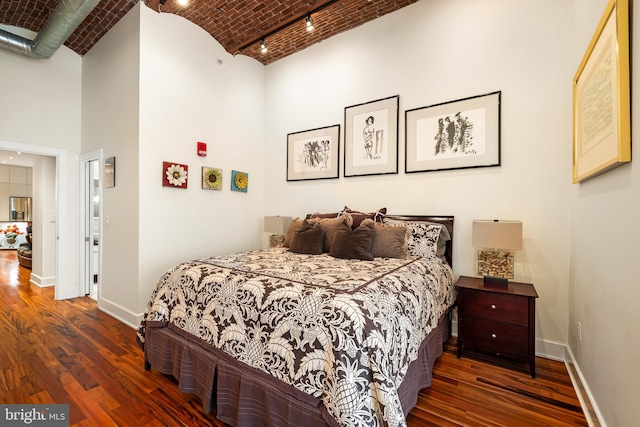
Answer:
491;304;496;310
491;333;497;339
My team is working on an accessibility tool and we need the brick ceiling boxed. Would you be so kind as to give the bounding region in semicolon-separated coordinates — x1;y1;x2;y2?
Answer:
0;0;417;65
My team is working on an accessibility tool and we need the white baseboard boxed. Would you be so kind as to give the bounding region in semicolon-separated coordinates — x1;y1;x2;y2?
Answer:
29;273;55;288
97;297;143;330
565;346;606;427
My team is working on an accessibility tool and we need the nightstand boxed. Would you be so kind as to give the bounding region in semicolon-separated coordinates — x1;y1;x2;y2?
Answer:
455;275;539;378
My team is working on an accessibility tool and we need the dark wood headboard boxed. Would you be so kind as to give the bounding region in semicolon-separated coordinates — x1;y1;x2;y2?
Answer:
385;215;455;268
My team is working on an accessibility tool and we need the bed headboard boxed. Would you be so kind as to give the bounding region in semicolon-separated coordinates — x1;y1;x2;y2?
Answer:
385;215;455;268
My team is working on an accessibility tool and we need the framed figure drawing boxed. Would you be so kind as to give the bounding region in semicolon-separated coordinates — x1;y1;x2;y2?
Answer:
405;91;501;173
572;0;630;183
287;124;340;181
344;95;399;177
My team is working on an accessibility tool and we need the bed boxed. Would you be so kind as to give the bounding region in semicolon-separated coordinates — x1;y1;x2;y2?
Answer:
137;212;455;427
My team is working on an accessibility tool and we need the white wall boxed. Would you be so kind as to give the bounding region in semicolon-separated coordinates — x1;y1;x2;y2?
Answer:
31;155;57;287
80;4;265;322
263;0;574;348
82;2;142;323
136;6;266;316
570;1;640;425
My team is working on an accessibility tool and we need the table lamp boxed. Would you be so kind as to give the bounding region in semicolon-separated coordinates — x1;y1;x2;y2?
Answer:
264;215;292;248
472;220;523;287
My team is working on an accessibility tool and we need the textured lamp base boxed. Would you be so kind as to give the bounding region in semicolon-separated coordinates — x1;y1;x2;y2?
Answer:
477;249;514;279
269;234;285;248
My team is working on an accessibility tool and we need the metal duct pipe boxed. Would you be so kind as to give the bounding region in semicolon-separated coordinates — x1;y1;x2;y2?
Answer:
0;0;101;59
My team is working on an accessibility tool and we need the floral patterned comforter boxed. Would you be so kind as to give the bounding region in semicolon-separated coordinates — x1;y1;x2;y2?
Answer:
137;248;455;427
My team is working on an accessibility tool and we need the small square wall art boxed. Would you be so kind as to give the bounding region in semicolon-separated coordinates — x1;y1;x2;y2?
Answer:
231;170;248;192
202;167;223;190
163;161;188;188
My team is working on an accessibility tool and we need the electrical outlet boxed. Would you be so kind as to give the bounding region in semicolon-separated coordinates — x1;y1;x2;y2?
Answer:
577;322;582;342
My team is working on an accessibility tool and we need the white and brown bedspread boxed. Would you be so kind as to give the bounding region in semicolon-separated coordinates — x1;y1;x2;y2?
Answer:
137;248;455;427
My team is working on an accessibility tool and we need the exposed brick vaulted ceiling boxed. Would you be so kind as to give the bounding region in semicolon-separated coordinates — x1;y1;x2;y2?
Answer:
0;0;417;65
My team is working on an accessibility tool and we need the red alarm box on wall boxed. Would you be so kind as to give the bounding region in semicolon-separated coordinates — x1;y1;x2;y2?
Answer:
197;141;207;157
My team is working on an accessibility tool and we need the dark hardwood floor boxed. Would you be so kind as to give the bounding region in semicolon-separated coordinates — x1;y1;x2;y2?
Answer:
0;250;588;426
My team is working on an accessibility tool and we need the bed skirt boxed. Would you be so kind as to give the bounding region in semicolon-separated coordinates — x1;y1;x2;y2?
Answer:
143;310;451;426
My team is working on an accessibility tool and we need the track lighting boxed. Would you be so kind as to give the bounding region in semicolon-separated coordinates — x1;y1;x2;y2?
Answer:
260;39;267;53
306;15;314;31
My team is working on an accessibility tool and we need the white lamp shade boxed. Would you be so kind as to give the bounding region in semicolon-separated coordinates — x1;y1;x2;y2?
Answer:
264;216;292;234
472;220;522;250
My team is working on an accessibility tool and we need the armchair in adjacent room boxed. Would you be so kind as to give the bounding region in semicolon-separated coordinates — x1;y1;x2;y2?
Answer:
17;225;32;269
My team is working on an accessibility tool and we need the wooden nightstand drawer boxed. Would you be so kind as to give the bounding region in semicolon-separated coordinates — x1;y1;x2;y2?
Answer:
455;276;538;378
463;317;528;356
461;290;529;326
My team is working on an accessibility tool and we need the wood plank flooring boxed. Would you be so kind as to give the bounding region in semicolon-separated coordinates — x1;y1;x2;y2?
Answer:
0;250;588;426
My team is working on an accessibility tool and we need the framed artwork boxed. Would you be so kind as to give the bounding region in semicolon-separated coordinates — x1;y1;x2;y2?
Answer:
231;170;248;192
287;124;340;181
405;91;501;173
104;157;116;188
344;95;399;177
202;167;223;190
572;0;630;183
162;161;188;188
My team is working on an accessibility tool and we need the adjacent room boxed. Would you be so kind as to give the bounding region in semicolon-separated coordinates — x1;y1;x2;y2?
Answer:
0;0;638;426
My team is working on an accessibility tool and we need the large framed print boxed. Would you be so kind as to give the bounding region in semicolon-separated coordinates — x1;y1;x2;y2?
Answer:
405;91;501;173
344;95;399;177
572;0;630;183
287;124;340;181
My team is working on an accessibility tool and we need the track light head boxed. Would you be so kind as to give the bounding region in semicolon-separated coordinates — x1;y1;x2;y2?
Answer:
306;15;314;31
260;39;267;53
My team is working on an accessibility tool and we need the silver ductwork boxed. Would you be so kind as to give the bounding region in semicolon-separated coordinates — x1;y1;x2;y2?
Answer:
0;0;100;59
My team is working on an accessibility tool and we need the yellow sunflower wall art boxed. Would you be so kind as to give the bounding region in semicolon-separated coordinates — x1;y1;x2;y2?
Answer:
202;167;223;190
231;170;248;193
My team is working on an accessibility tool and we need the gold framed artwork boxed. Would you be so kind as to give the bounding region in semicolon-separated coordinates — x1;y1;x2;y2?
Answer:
572;0;630;183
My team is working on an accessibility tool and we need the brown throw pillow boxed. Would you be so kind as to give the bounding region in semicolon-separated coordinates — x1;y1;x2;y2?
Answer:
340;206;387;228
283;218;304;247
289;220;325;255
314;215;353;252
371;221;408;258
329;220;374;260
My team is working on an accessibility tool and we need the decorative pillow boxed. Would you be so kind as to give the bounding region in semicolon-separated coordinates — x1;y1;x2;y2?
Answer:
370;221;409;259
329;220;375;260
289;220;325;255
339;206;387;228
309;212;340;219
309;215;352;252
383;219;446;259
283;218;304;248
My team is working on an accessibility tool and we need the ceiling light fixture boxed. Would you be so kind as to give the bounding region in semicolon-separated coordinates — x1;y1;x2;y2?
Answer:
260;39;267;53
306;15;314;31
177;0;188;5
234;0;340;55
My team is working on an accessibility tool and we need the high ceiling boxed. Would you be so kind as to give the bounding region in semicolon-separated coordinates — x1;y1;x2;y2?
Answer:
0;0;418;65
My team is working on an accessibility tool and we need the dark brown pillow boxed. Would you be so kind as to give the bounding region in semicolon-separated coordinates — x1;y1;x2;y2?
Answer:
289;221;325;255
341;206;387;228
329;221;374;260
371;221;408;258
313;215;353;252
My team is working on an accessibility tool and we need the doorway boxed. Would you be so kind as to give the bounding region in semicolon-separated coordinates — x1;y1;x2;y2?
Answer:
82;154;101;299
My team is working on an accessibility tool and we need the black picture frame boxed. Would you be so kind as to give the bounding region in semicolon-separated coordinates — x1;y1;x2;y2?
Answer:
287;124;340;181
405;91;501;173
344;95;399;177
